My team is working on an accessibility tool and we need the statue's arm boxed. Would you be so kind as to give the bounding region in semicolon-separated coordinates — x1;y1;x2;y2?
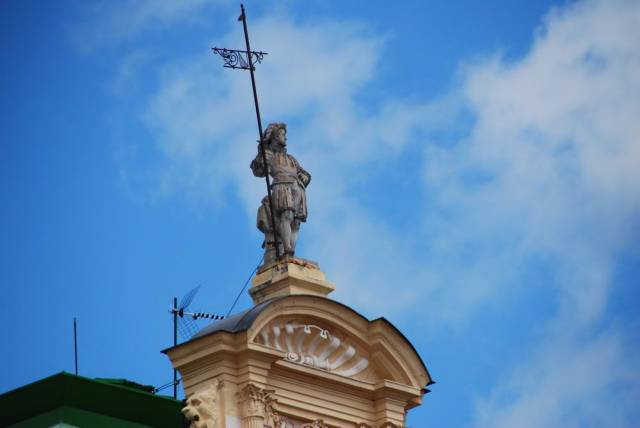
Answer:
250;145;267;177
294;158;311;188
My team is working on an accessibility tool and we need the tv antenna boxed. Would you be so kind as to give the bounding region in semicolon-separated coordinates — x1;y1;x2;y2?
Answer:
168;286;224;398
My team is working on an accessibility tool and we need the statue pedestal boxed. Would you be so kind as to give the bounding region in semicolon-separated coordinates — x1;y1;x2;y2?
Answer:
249;258;336;304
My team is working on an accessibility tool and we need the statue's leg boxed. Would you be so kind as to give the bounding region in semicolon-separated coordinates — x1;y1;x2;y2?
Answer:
277;210;295;256
275;219;285;257
290;219;301;254
264;232;276;265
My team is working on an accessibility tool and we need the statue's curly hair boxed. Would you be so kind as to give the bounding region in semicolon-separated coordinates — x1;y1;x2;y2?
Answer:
262;122;287;144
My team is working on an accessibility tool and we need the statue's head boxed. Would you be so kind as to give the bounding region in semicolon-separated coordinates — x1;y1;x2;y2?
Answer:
263;122;287;150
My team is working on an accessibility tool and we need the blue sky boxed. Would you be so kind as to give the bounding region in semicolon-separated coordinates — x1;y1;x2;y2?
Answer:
1;0;639;426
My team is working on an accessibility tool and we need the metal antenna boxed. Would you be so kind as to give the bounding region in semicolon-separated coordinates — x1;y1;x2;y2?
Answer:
212;4;281;259
168;286;225;398
73;317;78;376
172;297;177;399
171;286;225;341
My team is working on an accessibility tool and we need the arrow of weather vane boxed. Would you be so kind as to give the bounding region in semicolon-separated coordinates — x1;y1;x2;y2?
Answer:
211;4;282;260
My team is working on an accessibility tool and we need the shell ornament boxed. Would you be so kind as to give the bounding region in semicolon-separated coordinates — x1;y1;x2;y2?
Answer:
255;322;369;378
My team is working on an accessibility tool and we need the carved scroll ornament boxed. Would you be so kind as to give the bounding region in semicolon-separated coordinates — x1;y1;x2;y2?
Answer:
255;321;369;378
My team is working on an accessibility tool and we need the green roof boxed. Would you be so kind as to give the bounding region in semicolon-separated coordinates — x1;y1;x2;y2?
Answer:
0;372;185;428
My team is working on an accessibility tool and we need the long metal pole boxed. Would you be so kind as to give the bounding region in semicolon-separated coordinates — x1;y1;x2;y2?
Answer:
239;4;281;259
73;317;78;375
173;297;178;399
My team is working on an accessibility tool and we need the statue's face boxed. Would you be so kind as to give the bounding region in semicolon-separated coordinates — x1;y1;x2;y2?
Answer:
273;128;287;148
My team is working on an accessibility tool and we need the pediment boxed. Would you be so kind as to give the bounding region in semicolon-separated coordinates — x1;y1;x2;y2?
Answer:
166;294;432;426
254;315;373;381
247;295;432;389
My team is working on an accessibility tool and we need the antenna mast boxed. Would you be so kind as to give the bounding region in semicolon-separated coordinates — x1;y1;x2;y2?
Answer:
73;317;78;376
172;297;177;399
167;287;225;398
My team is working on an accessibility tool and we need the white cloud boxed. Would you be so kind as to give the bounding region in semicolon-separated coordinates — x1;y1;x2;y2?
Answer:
473;328;640;428
136;0;640;318
420;0;640;320
138;12;458;312
111;0;640;424
434;0;640;424
70;0;229;51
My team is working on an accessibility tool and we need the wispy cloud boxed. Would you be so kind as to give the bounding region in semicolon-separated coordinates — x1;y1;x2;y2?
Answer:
473;328;640;427
438;0;640;424
423;0;640;321
137;12;452;312
70;0;229;52
102;0;639;424
129;0;640;319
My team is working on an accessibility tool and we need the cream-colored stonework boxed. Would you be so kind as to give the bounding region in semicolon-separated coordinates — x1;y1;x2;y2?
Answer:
255;319;369;378
165;264;432;428
183;380;222;428
250;258;335;304
237;383;281;428
301;421;329;428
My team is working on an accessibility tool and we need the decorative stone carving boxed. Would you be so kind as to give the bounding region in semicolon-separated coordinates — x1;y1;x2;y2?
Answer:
238;383;280;427
272;416;293;428
301;420;328;428
239;384;266;418
264;389;281;428
182;380;221;428
166;294;431;428
255;321;369;378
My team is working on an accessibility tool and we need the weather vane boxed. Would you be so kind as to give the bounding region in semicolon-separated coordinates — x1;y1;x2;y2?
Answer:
212;4;311;264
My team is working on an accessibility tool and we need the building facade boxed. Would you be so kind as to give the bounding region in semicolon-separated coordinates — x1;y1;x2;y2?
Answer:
165;259;433;428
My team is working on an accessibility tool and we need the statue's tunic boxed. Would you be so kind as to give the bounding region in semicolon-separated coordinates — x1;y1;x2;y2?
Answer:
251;150;311;221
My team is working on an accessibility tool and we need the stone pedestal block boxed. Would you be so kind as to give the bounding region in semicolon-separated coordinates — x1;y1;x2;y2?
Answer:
249;258;335;304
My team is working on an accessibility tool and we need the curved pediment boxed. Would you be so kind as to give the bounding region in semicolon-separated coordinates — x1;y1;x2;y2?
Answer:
166;261;434;427
166;294;433;427
246;295;432;389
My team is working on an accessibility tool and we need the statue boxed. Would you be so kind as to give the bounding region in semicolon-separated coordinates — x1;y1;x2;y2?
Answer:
251;123;311;259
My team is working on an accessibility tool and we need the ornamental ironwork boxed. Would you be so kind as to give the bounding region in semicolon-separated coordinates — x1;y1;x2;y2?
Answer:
211;47;268;70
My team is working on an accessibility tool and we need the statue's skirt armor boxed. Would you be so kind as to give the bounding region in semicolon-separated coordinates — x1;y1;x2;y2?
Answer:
250;123;311;256
272;181;307;221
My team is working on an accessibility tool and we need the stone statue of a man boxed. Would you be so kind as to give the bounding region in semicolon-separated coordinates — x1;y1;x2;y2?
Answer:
251;123;311;258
